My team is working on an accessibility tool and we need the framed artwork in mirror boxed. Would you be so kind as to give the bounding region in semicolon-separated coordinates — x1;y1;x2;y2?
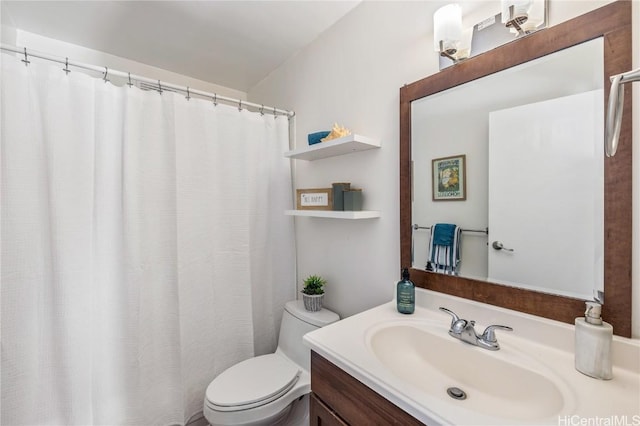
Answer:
432;154;466;201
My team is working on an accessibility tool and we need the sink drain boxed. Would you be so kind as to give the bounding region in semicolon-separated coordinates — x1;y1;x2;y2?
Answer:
446;387;467;400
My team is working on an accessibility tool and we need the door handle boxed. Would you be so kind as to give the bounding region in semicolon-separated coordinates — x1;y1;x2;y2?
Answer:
492;241;514;252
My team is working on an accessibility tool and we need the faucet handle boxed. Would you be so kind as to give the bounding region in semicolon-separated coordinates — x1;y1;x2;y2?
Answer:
439;307;460;325
481;324;513;343
439;307;469;333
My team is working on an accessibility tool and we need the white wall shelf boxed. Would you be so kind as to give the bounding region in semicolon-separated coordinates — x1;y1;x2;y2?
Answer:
285;210;380;219
284;134;380;161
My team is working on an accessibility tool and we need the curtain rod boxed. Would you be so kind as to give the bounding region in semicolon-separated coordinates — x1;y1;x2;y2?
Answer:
0;44;295;118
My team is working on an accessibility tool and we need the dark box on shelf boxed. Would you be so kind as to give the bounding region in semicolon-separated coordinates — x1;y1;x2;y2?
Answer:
343;189;363;211
332;182;351;211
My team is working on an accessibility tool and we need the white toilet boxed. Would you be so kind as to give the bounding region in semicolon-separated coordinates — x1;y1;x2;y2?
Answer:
203;300;340;426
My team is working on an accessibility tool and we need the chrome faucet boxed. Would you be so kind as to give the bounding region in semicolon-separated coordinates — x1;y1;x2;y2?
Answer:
439;307;513;351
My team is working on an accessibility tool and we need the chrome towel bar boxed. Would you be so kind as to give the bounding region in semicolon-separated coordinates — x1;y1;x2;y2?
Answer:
413;224;488;234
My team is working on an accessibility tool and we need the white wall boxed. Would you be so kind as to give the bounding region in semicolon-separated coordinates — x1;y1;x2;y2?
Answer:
1;23;17;45
412;105;489;280
248;0;640;337
251;1;431;319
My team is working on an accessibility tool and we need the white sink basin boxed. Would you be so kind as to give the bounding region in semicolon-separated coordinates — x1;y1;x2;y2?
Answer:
304;291;640;425
366;320;573;422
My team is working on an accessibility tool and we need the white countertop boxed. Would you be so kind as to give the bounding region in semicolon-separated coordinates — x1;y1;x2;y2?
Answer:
304;287;640;425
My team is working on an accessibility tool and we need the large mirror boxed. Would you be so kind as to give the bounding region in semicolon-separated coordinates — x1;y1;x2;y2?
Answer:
412;38;604;300
400;1;632;337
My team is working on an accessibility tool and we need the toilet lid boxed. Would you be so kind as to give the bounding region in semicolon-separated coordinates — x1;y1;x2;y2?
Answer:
205;354;301;411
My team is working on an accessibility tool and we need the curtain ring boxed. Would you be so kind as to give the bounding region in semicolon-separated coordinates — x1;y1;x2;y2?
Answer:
127;72;133;88
273;106;277;119
103;67;109;83
63;57;70;74
260;104;264;116
157;80;163;94
238;100;243;112
186;87;191;101
212;93;218;106
21;47;30;66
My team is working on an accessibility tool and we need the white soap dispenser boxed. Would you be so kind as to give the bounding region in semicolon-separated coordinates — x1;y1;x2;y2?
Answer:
574;302;613;380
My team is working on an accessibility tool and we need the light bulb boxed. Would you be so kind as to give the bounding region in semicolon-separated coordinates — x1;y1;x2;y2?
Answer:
434;4;462;54
501;0;532;25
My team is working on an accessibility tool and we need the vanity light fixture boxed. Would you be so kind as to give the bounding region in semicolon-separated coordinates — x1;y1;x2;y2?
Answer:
501;0;545;36
433;4;463;63
435;0;547;69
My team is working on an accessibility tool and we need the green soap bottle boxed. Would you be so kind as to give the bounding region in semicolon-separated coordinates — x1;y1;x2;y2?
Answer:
396;268;415;314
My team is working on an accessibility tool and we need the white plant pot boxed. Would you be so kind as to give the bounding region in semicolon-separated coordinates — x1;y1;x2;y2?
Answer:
302;293;324;312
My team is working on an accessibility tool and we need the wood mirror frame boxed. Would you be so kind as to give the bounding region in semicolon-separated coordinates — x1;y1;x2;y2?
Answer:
400;1;632;337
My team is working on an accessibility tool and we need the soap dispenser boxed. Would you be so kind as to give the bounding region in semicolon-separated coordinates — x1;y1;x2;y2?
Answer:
396;268;415;314
574;302;613;380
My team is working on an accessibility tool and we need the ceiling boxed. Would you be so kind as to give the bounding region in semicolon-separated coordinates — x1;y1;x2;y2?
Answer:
1;1;360;92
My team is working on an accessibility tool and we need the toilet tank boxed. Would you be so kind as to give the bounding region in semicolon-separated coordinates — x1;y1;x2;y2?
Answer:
277;300;339;372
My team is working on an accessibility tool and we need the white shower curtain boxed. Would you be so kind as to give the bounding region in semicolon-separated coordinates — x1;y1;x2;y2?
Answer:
1;53;296;425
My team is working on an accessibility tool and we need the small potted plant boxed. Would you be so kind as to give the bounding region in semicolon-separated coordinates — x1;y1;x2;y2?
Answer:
301;274;326;312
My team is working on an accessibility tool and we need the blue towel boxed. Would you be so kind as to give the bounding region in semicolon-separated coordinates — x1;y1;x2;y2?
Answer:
308;131;330;145
432;223;457;246
427;223;462;275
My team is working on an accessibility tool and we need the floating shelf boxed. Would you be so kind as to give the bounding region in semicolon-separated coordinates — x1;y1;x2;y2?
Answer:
285;210;381;219
284;134;380;161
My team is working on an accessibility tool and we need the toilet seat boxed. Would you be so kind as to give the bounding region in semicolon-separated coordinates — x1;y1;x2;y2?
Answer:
205;354;301;412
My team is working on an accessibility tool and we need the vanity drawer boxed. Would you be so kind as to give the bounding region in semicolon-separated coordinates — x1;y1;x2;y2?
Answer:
310;393;347;426
311;350;424;425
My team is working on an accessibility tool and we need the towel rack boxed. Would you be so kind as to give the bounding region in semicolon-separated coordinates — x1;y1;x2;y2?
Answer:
606;67;640;157
413;224;488;234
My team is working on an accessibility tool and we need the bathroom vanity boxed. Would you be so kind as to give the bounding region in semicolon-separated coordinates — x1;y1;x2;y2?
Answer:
304;288;640;425
309;351;422;425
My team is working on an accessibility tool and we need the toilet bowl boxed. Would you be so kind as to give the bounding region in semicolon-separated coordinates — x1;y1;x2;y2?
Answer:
203;300;339;426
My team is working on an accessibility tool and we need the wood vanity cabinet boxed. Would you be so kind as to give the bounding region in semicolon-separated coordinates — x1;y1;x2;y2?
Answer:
310;351;425;425
310;393;348;426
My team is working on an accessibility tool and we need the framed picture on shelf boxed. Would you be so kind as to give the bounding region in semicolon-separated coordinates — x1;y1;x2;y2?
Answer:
296;188;333;210
432;154;466;201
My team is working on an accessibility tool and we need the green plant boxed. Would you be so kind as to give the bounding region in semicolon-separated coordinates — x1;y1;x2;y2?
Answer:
302;275;326;295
